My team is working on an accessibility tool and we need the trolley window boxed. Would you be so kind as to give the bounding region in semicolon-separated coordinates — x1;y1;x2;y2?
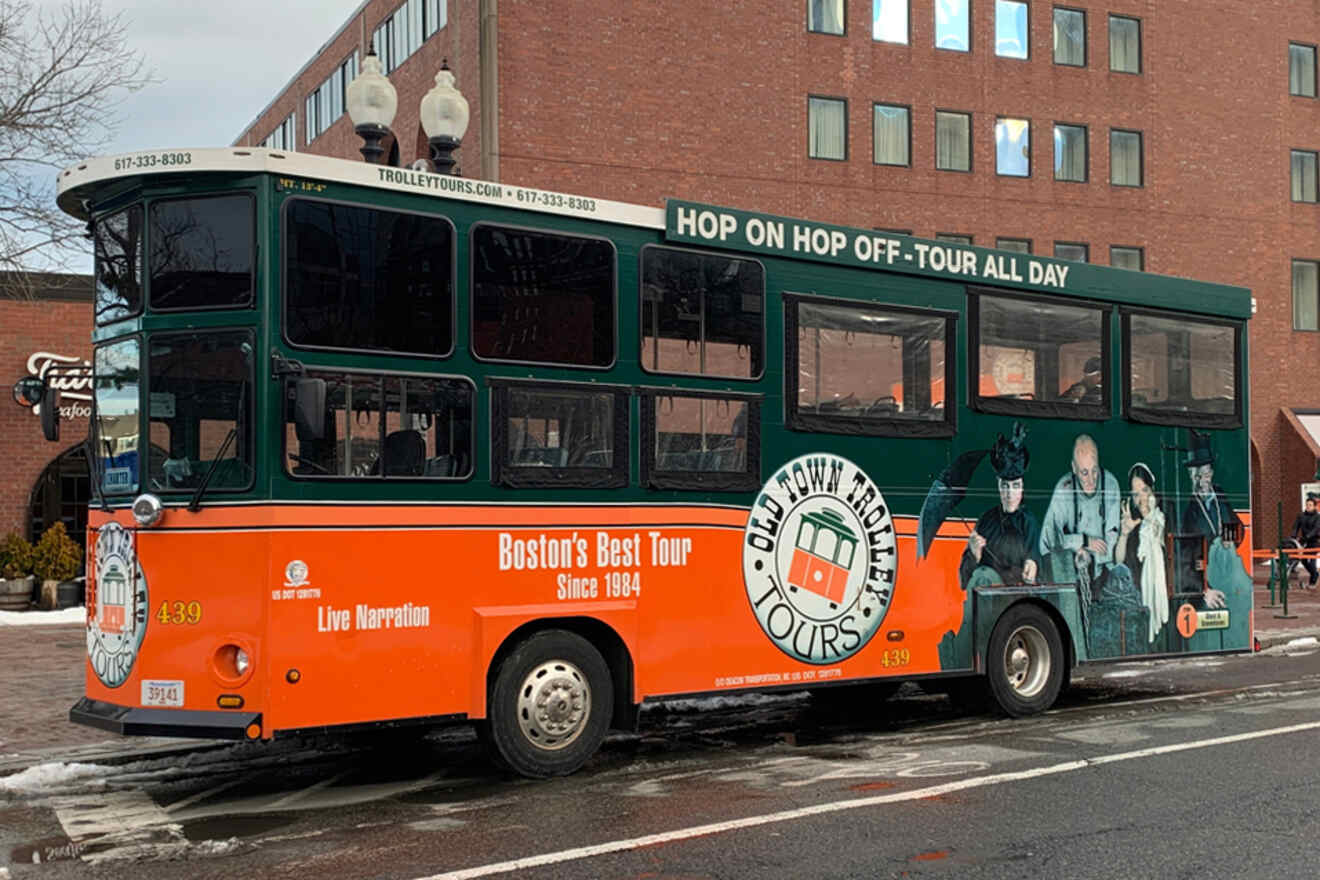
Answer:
640;245;764;379
471;225;615;367
149;194;255;311
490;380;629;488
640;390;760;491
1124;312;1240;427
284;370;474;479
94;205;144;325
971;289;1108;419
786;294;954;437
283;199;455;357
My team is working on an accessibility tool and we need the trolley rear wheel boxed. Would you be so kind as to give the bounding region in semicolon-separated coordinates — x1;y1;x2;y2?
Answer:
987;604;1064;717
486;630;613;778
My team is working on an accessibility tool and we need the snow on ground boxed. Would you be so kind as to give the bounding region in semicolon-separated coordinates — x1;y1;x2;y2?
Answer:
647;691;812;713
0;761;111;794
0;606;84;626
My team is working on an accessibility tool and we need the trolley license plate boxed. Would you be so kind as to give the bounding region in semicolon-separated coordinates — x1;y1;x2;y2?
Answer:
141;680;184;707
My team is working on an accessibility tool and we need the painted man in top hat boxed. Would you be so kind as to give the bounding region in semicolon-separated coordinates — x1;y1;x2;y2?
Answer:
1176;430;1243;609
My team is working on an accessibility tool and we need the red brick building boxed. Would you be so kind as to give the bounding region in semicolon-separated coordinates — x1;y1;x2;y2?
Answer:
4;1;1308;550
1;274;93;552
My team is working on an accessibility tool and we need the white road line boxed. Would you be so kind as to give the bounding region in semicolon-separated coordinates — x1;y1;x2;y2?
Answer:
417;719;1320;880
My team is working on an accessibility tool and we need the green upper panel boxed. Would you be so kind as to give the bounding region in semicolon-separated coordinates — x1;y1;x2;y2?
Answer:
665;201;1253;320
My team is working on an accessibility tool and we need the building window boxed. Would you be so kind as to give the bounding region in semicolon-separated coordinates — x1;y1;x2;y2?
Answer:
935;0;969;51
937;111;971;171
1291;43;1317;97
305;53;358;144
263;113;296;151
1054;123;1087;182
996;237;1032;253
1110;129;1143;186
786;295;955;437
1111;246;1144;271
1292;150;1318;202
876;228;913;236
640;245;765;379
1294;259;1319;330
1109;14;1140;73
873;103;910;165
936;233;973;244
808;0;845;34
1054;242;1088;262
873;0;908;44
995;0;1029;59
995;117;1030;177
809;97;847;160
1053;7;1085;66
373;0;447;74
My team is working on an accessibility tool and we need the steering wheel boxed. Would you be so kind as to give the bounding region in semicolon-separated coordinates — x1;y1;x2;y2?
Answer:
287;453;331;474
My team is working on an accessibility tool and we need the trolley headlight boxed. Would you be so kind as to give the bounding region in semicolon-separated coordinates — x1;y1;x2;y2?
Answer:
132;493;163;527
212;642;255;686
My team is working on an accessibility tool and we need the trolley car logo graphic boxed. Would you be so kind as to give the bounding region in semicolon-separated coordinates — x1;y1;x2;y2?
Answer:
743;453;898;664
87;522;148;688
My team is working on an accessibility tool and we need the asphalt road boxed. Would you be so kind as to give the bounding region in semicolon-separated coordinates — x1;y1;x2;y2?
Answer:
2;641;1319;879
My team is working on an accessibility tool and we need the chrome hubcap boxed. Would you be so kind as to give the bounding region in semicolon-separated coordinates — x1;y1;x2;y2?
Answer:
516;659;591;751
1003;625;1050;698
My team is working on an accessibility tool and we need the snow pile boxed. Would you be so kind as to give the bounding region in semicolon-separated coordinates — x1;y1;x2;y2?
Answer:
0;607;86;626
0;761;110;794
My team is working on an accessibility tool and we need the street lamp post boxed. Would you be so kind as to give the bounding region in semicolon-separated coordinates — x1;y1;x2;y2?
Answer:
419;60;470;175
345;46;398;165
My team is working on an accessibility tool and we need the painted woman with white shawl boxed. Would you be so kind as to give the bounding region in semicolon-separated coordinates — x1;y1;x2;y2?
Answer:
1116;462;1168;642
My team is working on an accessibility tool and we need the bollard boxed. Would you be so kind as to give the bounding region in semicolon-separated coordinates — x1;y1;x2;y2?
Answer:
1275;546;1298;620
1266;555;1280;608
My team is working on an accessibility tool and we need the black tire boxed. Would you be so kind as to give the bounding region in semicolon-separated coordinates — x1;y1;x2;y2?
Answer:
986;603;1065;718
486;630;613;778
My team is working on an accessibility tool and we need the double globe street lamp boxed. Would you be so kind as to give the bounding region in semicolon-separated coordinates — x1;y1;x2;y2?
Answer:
345;47;470;175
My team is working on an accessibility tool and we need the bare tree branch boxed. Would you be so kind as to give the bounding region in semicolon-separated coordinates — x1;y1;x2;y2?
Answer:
0;0;153;293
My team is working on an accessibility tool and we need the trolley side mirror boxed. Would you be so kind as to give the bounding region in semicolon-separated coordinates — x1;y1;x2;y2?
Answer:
293;378;326;441
40;387;59;442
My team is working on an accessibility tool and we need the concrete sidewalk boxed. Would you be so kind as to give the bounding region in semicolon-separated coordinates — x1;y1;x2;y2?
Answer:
2;578;1318;775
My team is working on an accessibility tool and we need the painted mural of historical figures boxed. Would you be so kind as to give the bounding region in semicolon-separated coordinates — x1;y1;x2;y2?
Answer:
1115;462;1168;642
959;424;1041;589
1039;434;1130;599
1175;431;1246;610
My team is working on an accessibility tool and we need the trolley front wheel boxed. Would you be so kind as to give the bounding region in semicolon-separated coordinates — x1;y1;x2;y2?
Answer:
486;630;613;778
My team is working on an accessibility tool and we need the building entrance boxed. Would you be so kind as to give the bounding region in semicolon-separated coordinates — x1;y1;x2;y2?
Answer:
27;444;89;569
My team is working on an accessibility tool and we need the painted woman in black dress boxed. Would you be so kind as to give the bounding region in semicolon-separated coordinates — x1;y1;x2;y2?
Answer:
960;425;1041;588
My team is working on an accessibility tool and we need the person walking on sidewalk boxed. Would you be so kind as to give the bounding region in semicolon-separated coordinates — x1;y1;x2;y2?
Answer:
1291;493;1320;588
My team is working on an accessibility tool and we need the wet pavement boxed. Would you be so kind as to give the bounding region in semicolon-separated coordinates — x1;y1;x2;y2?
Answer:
1;565;1317;777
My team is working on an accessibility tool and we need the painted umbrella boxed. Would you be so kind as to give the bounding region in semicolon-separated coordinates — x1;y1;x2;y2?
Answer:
916;448;990;560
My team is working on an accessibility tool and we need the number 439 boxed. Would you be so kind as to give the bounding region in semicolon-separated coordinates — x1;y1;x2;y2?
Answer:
156;600;202;625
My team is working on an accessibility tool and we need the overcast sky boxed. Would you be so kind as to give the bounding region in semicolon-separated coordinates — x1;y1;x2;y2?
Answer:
94;0;361;153
25;0;362;271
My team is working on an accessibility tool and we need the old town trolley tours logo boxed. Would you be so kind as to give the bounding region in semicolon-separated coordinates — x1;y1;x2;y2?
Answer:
87;522;148;687
743;453;898;663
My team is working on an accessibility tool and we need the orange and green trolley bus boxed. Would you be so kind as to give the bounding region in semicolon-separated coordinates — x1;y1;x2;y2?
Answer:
34;146;1254;777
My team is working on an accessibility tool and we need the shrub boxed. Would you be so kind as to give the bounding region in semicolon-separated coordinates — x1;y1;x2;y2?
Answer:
32;522;81;582
0;531;34;580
